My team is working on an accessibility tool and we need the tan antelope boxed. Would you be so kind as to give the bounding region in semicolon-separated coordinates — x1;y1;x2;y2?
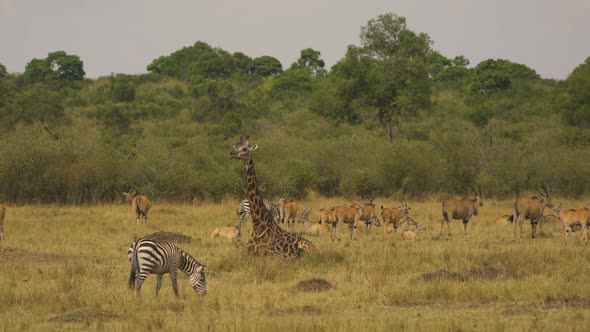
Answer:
278;198;298;232
210;213;245;240
0;205;6;250
494;215;514;225
123;190;151;225
351;201;380;230
381;203;411;234
299;208;326;236
441;188;483;236
401;215;427;240
331;204;364;241
552;204;590;242
513;187;553;239
318;208;336;226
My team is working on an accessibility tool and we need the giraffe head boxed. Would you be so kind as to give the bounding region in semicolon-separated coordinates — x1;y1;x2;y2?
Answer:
297;238;319;254
227;136;258;161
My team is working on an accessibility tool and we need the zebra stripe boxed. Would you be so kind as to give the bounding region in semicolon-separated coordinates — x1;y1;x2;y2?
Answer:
238;199;280;223
128;238;206;298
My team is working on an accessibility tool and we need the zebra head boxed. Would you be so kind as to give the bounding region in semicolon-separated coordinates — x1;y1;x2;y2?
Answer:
189;265;207;296
227;136;258;161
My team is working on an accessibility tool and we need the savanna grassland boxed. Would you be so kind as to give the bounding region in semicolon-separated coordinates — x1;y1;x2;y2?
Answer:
2;195;590;331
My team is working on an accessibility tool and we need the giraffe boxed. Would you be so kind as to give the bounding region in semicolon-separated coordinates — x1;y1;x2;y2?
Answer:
227;136;318;259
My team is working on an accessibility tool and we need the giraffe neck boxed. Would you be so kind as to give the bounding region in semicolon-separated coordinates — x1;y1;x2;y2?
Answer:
244;156;270;234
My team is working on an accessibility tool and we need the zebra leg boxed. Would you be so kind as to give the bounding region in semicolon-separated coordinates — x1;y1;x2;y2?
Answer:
135;274;147;296
156;274;163;296
170;269;179;299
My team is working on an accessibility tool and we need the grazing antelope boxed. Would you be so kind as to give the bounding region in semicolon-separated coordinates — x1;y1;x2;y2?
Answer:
128;238;206;298
513;187;553;239
552;204;590;242
494;215;514;225
441;188;483;236
123;190;151;225
278;198;298;232
0;205;6;250
331;204;364;241
381;203;410;234
210;214;245;240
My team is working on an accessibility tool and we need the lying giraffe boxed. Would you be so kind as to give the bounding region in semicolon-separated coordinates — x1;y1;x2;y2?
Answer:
227;136;318;259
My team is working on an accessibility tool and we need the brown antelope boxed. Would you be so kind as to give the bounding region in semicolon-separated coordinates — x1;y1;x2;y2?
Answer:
351;201;380;230
331;204;364;241
552;204;590;242
278;198;298;232
318;208;336;226
123;190;151;225
441;188;483;236
210;214;245;240
0;205;6;250
513;187;553;239
381;203;410;234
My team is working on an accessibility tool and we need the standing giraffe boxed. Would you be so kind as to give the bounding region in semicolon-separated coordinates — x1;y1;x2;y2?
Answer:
227;136;318;258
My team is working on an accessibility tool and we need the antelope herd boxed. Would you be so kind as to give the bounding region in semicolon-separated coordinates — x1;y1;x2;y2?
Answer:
206;187;589;244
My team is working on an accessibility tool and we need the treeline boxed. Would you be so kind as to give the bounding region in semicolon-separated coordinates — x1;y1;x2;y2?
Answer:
0;13;589;203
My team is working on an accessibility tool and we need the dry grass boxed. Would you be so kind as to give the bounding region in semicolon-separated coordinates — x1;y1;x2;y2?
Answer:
1;196;590;331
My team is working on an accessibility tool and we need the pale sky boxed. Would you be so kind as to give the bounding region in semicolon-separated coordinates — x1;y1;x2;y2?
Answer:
1;0;589;79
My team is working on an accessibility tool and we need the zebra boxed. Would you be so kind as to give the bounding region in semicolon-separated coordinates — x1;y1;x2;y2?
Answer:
128;238;206;298
238;199;280;224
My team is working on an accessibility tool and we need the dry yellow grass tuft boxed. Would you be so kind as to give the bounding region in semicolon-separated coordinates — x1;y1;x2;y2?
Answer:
1;197;590;330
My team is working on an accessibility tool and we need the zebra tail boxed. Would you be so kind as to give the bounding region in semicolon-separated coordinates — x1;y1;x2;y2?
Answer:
128;243;140;290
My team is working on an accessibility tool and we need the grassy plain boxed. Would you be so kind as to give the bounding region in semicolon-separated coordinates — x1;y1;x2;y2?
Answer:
1;194;590;331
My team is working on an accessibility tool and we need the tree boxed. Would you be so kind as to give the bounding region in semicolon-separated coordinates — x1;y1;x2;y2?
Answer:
309;45;370;123
290;48;326;77
431;52;470;83
360;13;433;142
470;59;540;95
3;84;65;138
251;56;283;76
0;63;7;79
110;74;136;102
22;51;85;86
232;52;253;76
561;57;590;128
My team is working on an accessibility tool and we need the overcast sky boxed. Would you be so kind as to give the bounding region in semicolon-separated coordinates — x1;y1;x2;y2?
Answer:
1;0;589;79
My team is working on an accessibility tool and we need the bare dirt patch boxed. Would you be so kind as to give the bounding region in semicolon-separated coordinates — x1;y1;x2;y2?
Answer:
417;265;503;282
543;294;590;309
296;278;335;292
144;231;192;243
0;248;72;264
269;305;323;316
48;308;120;323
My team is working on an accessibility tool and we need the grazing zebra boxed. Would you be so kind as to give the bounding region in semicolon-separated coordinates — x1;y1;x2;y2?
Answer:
128;238;206;298
238;199;280;224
